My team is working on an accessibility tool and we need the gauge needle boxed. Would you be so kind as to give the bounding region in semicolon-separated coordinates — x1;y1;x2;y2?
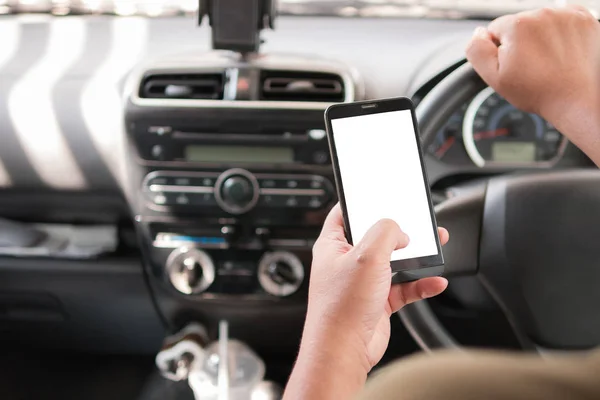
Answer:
435;136;455;158
474;128;509;141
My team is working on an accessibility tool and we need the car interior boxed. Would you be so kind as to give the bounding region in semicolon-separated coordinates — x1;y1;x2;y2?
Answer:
0;0;598;399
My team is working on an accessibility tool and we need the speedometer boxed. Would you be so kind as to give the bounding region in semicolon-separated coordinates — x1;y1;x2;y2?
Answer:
462;87;567;167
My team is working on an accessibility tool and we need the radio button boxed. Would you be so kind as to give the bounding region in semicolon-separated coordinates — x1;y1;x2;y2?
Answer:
260;194;287;207
285;196;298;207
292;195;327;209
308;197;323;209
174;177;191;186
151;145;165;160
153;194;168;205
313;151;329;164
189;193;217;206
310;180;323;189
261;195;273;206
148;176;169;186
175;194;190;205
294;178;324;190
260;179;276;188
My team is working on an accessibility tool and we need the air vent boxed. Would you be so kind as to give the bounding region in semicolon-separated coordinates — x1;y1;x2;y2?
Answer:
139;73;224;100
259;71;345;102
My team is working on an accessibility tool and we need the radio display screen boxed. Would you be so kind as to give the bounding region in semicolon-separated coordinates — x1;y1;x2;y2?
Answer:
185;145;294;163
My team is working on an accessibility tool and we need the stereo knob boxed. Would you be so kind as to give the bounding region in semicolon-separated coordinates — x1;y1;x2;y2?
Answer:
215;169;260;214
267;261;300;285
223;176;253;204
258;252;304;297
166;247;215;294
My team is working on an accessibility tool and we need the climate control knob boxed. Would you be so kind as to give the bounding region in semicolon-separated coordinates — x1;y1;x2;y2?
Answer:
215;169;260;214
258;252;304;297
166;247;215;294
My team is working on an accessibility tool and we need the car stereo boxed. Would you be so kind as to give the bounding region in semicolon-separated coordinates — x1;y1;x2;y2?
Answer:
124;52;363;303
132;122;330;166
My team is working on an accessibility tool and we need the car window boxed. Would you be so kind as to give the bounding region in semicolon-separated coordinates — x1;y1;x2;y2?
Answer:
0;0;597;18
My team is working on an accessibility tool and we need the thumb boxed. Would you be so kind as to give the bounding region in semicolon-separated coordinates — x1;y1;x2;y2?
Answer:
388;277;448;313
466;27;500;88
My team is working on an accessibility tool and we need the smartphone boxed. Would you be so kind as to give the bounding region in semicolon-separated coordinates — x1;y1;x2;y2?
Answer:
324;97;444;282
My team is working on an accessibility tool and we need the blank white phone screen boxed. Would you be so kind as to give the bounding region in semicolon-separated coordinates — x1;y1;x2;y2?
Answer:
331;109;438;261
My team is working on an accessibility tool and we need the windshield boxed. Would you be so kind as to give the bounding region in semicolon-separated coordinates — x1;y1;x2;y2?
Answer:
0;0;596;18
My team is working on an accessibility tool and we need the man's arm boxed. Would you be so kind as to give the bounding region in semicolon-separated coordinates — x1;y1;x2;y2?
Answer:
466;5;600;165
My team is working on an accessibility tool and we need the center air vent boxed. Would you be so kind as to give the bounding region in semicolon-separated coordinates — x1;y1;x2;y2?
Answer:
139;73;224;100
259;71;345;102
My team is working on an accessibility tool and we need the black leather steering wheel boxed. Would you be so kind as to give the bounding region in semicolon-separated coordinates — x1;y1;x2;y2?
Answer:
398;62;600;352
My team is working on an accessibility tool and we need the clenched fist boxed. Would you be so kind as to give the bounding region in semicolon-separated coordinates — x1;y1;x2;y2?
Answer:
466;5;600;164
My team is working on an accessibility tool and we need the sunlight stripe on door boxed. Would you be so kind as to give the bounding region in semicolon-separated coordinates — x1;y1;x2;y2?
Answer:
80;17;149;193
0;20;21;188
7;17;88;189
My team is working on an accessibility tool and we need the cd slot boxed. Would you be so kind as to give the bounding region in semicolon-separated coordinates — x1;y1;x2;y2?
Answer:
172;131;309;143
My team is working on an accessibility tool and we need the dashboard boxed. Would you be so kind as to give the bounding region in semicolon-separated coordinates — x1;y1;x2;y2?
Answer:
0;15;595;357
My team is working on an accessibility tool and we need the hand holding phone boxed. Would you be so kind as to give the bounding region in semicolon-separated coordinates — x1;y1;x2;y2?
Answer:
324;97;444;282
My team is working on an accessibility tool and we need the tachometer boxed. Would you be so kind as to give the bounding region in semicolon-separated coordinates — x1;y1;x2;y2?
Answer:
428;103;469;164
463;87;566;167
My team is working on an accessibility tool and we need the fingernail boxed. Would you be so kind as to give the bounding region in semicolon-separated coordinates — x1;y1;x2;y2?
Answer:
421;278;448;299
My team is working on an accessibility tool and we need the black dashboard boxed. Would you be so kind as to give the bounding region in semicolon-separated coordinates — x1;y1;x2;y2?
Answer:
0;14;594;357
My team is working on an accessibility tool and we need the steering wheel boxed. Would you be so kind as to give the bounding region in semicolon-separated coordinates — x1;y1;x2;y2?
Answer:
398;62;600;352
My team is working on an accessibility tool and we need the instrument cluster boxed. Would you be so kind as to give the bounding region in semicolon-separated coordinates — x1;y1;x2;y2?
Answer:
428;87;568;168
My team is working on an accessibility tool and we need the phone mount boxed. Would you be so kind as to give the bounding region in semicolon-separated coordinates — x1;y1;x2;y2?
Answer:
198;0;277;56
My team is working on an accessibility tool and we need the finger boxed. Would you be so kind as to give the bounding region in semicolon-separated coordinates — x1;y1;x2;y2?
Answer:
318;203;346;241
487;13;518;42
466;26;500;88
388;277;448;313
566;4;597;21
438;227;449;246
566;4;592;14
351;219;409;264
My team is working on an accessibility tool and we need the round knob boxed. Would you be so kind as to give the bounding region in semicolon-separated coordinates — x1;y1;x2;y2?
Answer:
166;248;215;294
182;257;203;288
267;261;300;286
222;176;253;204
258;252;304;297
215;169;260;214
